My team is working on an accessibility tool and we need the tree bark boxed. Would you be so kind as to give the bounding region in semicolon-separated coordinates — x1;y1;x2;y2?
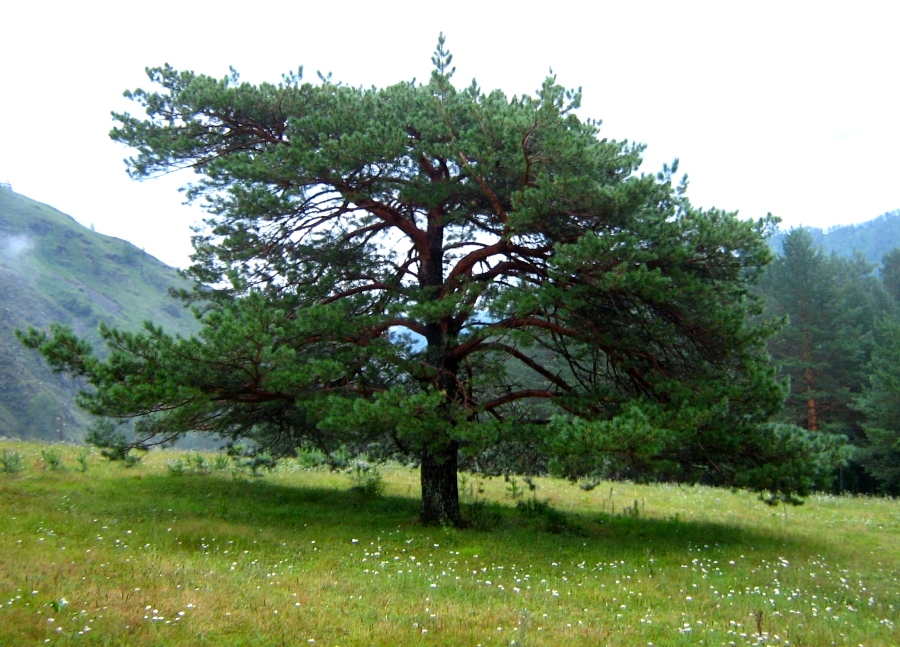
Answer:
805;376;819;431
801;320;819;432
417;197;463;525
420;440;460;525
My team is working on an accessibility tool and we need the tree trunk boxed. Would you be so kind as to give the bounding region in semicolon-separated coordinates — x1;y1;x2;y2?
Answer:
806;396;819;431
804;368;819;431
801;322;819;432
420;440;460;525
418;207;461;525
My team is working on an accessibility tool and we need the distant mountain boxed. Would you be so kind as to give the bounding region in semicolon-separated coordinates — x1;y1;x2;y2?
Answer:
769;210;900;265
0;188;199;441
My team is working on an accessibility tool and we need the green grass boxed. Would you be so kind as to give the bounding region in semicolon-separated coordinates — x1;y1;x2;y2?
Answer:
1;440;898;646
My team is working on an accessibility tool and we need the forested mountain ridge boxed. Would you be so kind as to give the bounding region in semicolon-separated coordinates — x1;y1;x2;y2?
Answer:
0;187;198;440
769;210;900;265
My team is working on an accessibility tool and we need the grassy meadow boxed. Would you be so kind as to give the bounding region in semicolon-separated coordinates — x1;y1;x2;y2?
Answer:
0;440;898;646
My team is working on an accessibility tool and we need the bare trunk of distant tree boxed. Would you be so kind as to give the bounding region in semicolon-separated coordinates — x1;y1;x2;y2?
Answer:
805;368;819;432
801;321;819;431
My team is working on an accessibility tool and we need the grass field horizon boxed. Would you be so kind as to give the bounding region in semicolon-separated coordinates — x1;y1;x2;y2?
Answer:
1;439;897;646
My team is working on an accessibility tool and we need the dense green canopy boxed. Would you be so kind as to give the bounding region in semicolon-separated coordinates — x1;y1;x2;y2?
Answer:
21;38;844;523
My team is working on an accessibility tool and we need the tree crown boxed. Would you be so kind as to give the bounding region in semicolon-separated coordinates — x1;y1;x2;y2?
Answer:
20;39;845;519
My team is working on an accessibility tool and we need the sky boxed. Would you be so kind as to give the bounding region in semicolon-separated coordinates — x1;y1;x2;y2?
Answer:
1;1;897;268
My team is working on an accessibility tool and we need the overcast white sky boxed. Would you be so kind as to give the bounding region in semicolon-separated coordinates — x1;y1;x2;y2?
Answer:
1;1;897;268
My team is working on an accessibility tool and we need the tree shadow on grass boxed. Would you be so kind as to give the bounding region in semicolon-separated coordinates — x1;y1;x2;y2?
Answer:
87;472;421;531
82;473;821;560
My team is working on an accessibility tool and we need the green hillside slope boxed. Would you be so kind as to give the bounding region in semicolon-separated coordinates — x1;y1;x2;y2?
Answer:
0;187;199;440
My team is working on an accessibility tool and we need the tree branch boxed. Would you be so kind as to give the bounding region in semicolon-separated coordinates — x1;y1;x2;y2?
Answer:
482;389;554;411
479;342;572;391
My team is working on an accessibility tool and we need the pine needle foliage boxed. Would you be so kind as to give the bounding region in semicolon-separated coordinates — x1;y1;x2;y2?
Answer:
20;37;843;523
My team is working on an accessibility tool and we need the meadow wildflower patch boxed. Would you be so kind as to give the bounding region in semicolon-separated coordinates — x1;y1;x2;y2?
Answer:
0;440;898;646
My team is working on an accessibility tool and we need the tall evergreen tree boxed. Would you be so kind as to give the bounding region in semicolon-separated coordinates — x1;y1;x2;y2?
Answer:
830;252;894;446
854;317;900;493
21;39;843;523
880;248;900;304
760;229;887;438
762;229;845;431
759;228;899;492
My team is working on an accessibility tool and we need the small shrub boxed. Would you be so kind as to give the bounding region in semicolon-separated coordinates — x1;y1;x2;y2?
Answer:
167;459;186;476
458;473;471;500
212;454;229;471
360;472;384;498
188;453;209;475
41;449;64;471
516;498;569;534
348;461;384;498
296;447;329;469
232;452;277;477
505;475;523;500
75;450;90;473
0;450;23;475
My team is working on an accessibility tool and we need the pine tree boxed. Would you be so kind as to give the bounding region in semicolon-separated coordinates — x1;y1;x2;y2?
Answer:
762;229;846;431
854;317;900;493
20;38;843;522
760;229;892;492
880;248;900;304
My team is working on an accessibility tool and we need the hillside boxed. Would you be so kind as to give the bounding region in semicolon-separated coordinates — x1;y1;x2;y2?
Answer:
0;188;199;440
769;209;900;264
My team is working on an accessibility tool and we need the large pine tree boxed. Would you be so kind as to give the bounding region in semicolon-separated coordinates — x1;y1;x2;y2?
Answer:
21;39;843;523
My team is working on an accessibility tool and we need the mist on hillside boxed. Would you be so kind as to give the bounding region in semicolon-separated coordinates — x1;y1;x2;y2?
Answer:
0;233;33;264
